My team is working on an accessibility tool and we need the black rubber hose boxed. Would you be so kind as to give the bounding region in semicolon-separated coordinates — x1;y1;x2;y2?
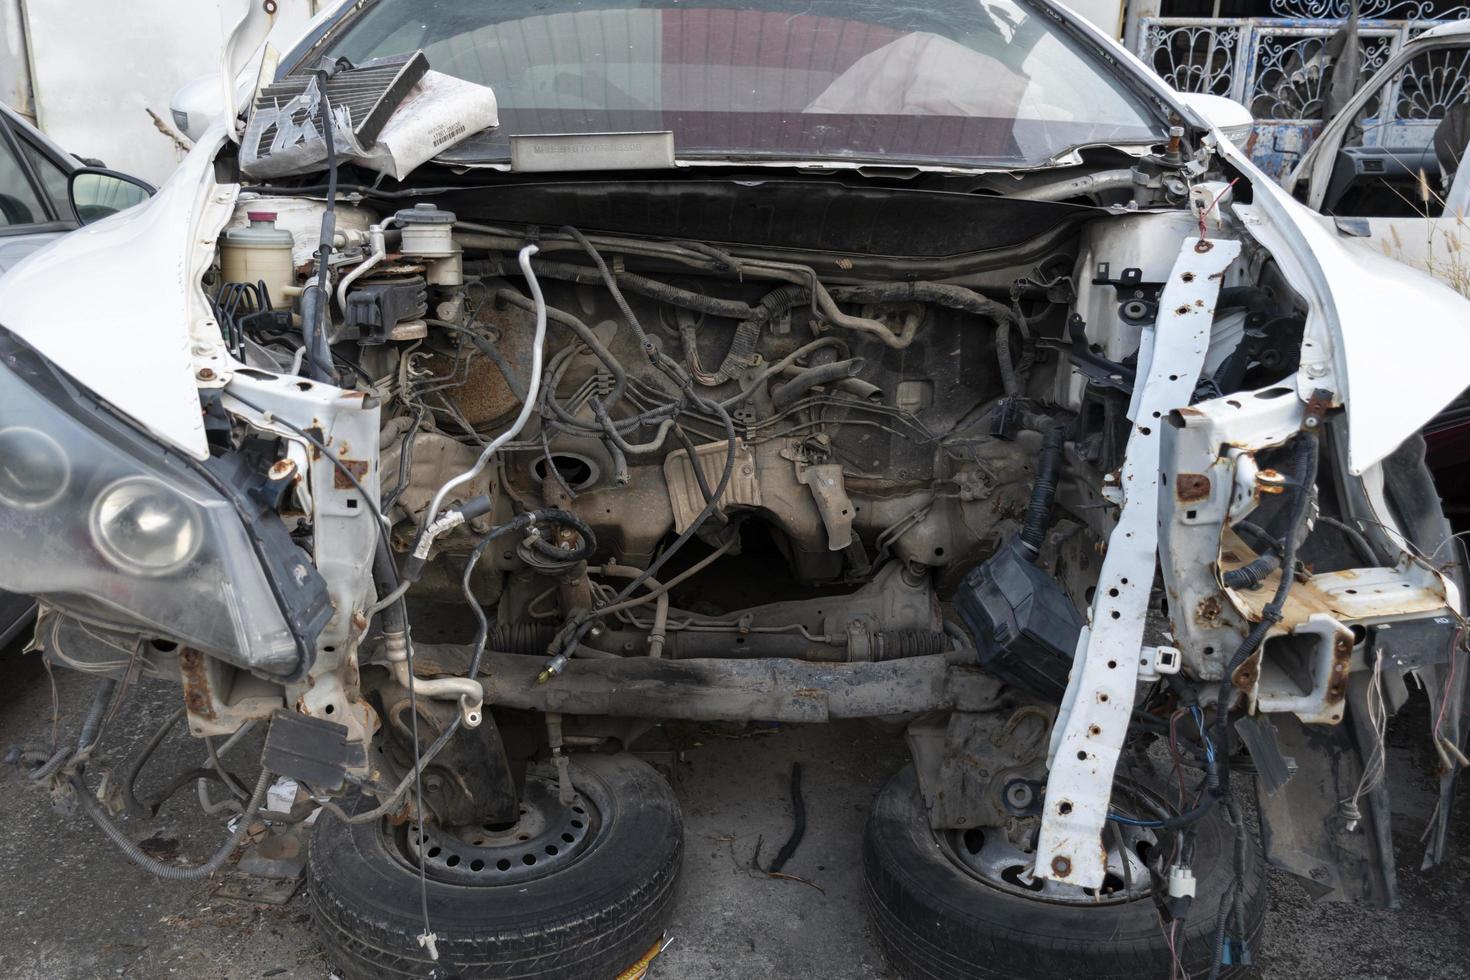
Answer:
994;320;1019;396
527;509;598;563
374;538;408;634
1214;286;1275;316
616;270;755;320
1019;425;1066;558
121;705;186;817
70;766;273;880
1222;553;1281;590
28;678;117;782
770;358;865;411
427;320;528;404
766;762;806;874
828;281;1013;323
562;226;659;361
499;258;759;320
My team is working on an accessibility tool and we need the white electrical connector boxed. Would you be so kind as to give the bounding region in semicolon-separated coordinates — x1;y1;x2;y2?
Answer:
1167;864;1197;899
1138;645;1183;681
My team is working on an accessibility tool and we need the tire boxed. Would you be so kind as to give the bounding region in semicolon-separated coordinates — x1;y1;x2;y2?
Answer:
308;752;682;980
863;765;1265;980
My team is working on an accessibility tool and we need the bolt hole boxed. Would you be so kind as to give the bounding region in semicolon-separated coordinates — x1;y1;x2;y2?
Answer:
445;854;460;868
1076;750;1087;761
427;846;441;858
522;854;536;866
470;859;485;872
496;859;511;871
546;845;559;856
571;820;584;829
562;832;575;843
1059;801;1073;815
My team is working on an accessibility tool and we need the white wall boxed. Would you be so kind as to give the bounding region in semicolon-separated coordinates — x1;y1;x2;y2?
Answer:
0;0;34;122
11;0;319;183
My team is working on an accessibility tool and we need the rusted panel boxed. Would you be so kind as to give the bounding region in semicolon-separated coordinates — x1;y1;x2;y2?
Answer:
1176;472;1211;502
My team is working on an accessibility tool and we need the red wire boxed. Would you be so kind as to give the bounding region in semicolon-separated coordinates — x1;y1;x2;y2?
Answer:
1196;178;1241;241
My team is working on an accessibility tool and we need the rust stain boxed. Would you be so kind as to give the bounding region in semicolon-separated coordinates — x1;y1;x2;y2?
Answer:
1324;635;1353;707
1197;595;1224;627
1176;473;1211;502
178;648;217;721
1232;649;1262;693
333;457;370;489
1051;855;1072;877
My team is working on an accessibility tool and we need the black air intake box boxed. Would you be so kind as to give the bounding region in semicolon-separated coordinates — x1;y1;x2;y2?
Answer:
955;538;1084;700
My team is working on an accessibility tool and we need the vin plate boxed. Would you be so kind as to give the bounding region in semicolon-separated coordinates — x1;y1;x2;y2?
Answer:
510;132;675;172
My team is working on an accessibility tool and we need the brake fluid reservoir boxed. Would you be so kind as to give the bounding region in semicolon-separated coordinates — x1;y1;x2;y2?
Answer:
396;203;462;286
221;211;296;307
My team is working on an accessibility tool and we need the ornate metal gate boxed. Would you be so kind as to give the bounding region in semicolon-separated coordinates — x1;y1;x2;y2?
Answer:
1135;0;1470;177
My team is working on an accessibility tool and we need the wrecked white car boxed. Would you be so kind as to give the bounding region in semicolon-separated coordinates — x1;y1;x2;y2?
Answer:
1;1;1468;978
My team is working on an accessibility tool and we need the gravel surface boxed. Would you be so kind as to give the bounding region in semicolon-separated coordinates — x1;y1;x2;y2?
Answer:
1;636;1465;980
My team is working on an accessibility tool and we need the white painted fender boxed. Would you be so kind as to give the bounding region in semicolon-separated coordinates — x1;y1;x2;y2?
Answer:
1225;149;1470;474
0;123;236;460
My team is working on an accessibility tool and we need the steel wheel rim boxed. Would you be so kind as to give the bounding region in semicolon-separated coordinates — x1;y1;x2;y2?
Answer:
391;771;602;886
937;780;1166;906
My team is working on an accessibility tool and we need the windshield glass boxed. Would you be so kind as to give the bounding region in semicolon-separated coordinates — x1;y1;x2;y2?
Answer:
318;0;1165;169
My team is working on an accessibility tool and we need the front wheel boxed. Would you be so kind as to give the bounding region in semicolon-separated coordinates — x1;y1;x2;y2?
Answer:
308;752;682;980
863;765;1266;980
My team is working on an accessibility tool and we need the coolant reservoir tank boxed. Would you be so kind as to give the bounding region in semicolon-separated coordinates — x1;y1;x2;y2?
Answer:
221;211;295;308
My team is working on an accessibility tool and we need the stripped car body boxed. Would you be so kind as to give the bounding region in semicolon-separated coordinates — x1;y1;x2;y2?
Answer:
0;0;1467;976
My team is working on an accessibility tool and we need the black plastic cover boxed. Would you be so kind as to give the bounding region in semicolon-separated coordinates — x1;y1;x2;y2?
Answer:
345;277;427;344
262;708;364;792
955;538;1083;700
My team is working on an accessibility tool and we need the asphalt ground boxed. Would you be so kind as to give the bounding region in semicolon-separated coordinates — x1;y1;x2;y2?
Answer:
0;634;1466;980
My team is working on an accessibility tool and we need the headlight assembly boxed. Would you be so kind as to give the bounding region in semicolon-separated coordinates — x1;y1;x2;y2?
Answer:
91;476;203;575
0;426;70;509
0;328;311;677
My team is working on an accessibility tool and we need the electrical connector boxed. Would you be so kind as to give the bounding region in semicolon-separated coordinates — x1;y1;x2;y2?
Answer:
1166;864;1197;899
1222;937;1252;966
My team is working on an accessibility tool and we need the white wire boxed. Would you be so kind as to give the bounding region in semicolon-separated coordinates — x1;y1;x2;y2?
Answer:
421;244;547;529
1341;651;1387;828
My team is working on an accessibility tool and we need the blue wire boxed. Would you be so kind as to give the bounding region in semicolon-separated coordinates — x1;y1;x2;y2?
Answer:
1190;705;1217;764
1108;813;1166;827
